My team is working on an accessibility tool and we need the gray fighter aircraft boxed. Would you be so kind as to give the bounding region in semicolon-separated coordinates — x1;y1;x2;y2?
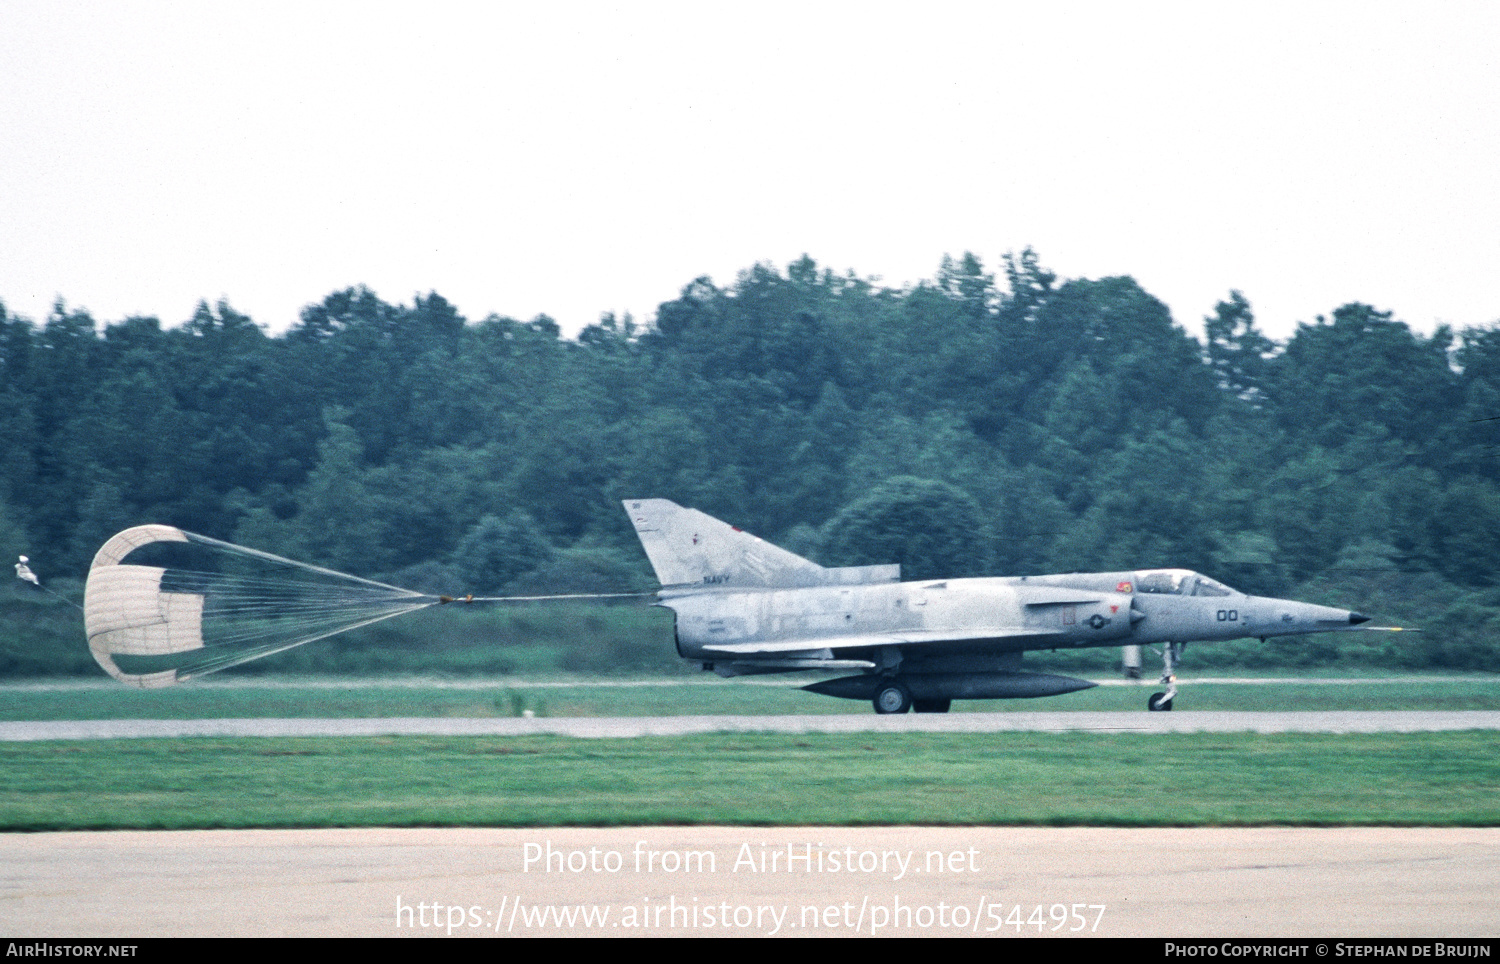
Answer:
624;498;1406;713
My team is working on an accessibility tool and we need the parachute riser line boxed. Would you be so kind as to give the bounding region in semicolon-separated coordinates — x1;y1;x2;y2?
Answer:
179;531;424;597
455;592;656;603
175;599;436;683
83;524;658;688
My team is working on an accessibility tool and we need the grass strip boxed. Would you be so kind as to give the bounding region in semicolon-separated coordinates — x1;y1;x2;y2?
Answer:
3;731;1497;830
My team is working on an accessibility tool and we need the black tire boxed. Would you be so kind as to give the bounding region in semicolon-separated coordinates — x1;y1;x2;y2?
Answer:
1148;692;1174;712
873;682;912;715
912;699;951;714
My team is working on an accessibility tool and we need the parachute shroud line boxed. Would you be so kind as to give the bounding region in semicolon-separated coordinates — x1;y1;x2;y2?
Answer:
84;525;435;688
83;525;655;687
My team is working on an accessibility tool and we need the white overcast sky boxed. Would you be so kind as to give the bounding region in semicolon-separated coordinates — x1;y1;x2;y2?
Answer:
1;2;1497;342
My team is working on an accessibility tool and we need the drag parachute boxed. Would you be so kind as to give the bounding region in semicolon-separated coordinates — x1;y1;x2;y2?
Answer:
85;525;436;688
84;525;651;687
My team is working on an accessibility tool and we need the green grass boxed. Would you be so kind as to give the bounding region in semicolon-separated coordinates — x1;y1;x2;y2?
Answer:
5;673;1495;831
3;672;1498;720
2;732;1497;830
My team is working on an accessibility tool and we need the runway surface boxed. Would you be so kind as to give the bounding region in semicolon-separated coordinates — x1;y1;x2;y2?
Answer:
4;826;1496;937
6;674;1492;690
3;710;1500;740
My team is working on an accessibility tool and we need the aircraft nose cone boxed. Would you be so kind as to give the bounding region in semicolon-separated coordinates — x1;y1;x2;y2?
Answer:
1349;612;1371;625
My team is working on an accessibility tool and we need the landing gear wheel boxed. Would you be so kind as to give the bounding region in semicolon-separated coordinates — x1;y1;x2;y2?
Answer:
1148;641;1180;712
912;699;951;714
873;682;912;715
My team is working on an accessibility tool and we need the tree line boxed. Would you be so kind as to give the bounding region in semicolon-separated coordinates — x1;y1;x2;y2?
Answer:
3;249;1499;672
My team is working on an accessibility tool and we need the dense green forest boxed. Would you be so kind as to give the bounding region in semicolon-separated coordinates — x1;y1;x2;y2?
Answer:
4;250;1499;676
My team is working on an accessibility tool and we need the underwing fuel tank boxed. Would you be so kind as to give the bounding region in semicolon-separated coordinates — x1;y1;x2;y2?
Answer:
803;671;1097;702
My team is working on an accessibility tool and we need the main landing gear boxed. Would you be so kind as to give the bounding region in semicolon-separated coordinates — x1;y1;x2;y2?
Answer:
872;680;951;714
873;681;911;714
1148;642;1182;711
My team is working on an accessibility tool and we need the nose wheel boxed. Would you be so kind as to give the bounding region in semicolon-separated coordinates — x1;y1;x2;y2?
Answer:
1148;642;1181;711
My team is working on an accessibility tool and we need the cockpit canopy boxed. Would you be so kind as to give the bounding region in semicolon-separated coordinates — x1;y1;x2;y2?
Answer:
1133;568;1238;597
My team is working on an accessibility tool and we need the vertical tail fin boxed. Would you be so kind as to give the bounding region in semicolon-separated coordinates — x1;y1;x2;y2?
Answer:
622;499;824;589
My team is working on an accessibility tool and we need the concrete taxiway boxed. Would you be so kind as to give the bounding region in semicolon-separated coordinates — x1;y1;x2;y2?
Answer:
3;826;1496;938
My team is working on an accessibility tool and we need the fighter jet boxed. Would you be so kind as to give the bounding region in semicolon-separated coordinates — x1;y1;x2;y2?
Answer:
623;499;1406;714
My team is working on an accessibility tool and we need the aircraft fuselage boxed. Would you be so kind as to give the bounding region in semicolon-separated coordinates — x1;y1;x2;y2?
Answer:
624;498;1389;712
664;571;1366;663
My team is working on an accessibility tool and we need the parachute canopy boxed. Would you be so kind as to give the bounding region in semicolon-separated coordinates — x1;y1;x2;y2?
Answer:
84;525;435;688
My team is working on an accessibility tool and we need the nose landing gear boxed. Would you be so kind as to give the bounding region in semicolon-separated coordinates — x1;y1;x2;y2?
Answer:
1148;642;1181;711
